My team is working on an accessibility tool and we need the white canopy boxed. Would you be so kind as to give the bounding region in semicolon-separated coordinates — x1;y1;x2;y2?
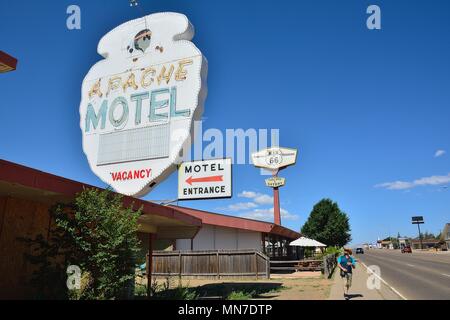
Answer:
289;237;327;247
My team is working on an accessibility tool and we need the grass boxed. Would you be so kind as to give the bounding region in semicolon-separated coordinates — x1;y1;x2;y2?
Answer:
227;290;255;300
194;282;285;300
134;277;198;300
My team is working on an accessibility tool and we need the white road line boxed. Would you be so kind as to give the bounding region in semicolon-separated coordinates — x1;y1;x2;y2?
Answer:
361;262;408;300
442;273;450;278
406;263;415;267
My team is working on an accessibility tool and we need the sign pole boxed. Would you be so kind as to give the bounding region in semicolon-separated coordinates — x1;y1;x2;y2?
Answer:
417;223;423;250
272;170;281;225
251;147;298;226
411;216;424;250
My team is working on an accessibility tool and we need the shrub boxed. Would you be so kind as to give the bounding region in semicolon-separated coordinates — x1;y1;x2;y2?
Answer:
147;277;197;300
23;188;141;300
227;290;255;300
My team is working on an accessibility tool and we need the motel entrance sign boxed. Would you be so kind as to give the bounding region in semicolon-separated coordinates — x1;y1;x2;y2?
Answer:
178;158;232;200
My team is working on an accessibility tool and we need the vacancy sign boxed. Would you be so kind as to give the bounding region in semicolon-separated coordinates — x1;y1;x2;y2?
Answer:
178;158;232;200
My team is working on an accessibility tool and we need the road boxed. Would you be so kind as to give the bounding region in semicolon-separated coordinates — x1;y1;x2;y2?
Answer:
357;249;450;300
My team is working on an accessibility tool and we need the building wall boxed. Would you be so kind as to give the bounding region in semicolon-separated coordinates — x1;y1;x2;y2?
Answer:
0;196;52;299
176;224;262;251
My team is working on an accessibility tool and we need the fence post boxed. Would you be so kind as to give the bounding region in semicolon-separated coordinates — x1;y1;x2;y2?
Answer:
255;251;258;280
216;251;220;279
179;251;182;277
322;253;337;278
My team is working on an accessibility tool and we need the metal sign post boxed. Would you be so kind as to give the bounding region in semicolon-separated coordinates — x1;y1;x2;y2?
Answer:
412;216;424;250
272;169;282;225
251;147;298;226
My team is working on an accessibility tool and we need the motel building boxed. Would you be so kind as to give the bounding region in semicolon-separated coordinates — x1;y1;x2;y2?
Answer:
0;159;300;299
171;206;300;258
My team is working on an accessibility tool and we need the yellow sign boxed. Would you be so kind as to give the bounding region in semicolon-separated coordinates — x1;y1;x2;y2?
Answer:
265;177;285;188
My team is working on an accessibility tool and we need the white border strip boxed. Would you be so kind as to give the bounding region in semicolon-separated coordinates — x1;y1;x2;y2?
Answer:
361;262;408;300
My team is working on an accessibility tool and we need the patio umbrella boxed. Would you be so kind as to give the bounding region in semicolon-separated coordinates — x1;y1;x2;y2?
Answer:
289;236;326;247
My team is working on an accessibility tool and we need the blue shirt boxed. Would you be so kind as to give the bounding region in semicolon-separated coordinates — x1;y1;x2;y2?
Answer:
338;255;356;273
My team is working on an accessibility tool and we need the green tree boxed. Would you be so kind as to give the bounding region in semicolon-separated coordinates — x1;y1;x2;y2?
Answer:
23;188;141;299
421;231;438;240
301;198;351;247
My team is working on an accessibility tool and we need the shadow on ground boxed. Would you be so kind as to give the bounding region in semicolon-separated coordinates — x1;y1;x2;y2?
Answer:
193;282;284;299
345;293;364;300
135;281;285;300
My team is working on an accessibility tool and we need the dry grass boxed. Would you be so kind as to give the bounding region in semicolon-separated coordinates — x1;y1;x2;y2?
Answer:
147;275;333;300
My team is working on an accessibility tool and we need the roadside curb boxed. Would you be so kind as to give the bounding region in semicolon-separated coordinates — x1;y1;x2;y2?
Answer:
360;261;407;300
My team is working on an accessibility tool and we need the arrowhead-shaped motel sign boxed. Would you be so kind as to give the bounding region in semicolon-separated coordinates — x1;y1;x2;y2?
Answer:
79;13;207;197
251;147;297;171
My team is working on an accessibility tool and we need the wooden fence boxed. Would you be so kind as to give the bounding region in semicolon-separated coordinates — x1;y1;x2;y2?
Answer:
270;253;338;277
322;253;338;278
149;249;270;279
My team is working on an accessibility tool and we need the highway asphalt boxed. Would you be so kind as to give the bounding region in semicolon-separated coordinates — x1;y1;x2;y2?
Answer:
356;249;450;300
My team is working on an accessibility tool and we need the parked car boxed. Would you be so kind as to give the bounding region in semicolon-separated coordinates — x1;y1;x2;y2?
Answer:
356;247;364;254
401;246;412;253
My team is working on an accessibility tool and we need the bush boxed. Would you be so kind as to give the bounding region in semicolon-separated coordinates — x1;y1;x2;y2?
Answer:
23;188;141;300
134;283;148;298
146;277;198;300
227;290;254;300
323;246;343;256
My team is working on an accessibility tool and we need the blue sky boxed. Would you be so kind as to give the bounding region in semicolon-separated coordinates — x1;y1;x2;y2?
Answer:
1;0;449;245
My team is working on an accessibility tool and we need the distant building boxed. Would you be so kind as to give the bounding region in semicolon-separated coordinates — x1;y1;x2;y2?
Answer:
443;223;450;250
380;240;393;249
398;237;409;249
410;238;440;250
376;238;382;249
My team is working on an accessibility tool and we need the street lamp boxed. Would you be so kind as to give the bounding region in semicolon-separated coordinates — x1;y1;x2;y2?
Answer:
0;51;18;73
412;216;424;250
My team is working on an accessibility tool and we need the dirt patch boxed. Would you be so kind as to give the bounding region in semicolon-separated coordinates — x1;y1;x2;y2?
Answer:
151;276;333;300
270;277;333;300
